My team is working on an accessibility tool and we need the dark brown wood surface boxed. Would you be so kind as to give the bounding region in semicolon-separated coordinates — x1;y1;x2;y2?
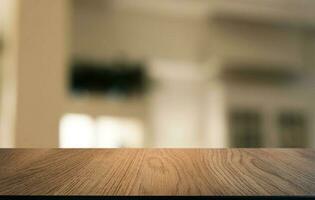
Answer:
0;149;314;195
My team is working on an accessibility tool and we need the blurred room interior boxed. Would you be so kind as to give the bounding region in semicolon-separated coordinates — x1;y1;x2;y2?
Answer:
0;0;314;148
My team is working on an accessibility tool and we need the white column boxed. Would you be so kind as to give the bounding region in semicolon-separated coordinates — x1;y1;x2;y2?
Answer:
148;59;206;147
0;0;19;147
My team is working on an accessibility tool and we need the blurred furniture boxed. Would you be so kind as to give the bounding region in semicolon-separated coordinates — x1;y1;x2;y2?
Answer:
70;60;147;97
0;149;314;195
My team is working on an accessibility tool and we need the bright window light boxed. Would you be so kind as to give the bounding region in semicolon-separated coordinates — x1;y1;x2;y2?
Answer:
96;117;143;148
59;114;94;148
59;114;144;148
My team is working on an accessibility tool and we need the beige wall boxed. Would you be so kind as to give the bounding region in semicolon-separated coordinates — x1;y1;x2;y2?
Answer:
72;1;210;62
14;0;69;147
209;20;304;69
72;0;310;68
0;0;70;147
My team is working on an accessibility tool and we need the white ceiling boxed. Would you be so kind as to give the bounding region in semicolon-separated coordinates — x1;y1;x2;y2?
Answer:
211;0;315;27
108;0;211;19
74;0;315;26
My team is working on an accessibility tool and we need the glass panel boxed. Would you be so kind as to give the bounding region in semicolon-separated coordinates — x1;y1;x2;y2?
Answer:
278;112;308;147
229;110;262;147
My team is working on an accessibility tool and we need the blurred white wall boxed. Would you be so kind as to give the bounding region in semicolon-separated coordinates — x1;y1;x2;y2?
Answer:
0;0;314;147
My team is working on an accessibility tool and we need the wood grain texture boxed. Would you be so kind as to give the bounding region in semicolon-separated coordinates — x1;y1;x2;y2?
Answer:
0;149;314;195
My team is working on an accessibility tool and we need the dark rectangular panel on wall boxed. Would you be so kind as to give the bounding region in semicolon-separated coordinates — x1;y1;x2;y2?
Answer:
70;60;148;97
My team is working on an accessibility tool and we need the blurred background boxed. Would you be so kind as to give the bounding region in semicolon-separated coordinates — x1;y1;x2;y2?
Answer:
0;0;315;148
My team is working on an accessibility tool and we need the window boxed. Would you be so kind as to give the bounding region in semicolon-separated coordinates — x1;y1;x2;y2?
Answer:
278;112;308;147
229;110;263;147
95;116;144;148
59;114;94;148
60;114;144;148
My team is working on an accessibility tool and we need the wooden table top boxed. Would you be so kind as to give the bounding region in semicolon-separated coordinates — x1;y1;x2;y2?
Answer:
0;149;314;196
